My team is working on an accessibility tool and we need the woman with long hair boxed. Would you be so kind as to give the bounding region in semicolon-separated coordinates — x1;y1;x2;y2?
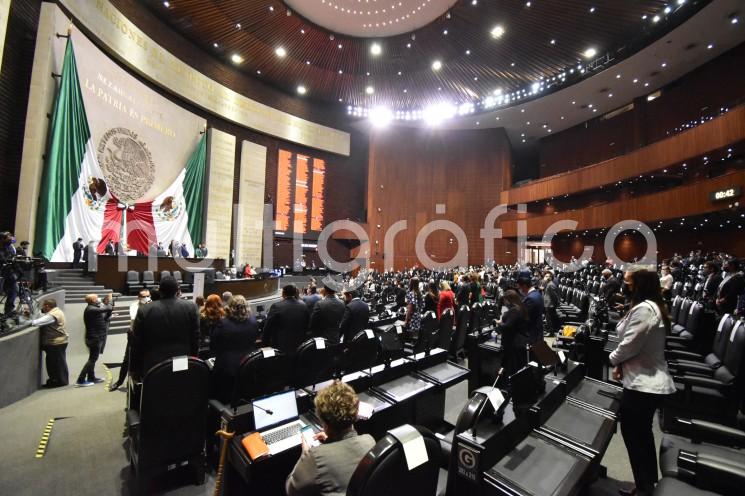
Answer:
497;290;530;377
199;294;224;349
210;295;259;402
424;281;439;314
610;268;675;496
437;280;456;319
404;277;424;333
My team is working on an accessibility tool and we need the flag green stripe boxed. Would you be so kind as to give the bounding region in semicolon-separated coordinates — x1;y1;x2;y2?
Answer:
183;133;207;247
33;39;91;259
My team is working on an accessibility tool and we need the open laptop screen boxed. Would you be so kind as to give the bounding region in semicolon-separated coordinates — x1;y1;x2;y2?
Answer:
253;390;298;431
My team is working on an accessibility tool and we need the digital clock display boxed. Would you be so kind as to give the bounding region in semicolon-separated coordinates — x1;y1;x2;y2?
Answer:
709;186;741;202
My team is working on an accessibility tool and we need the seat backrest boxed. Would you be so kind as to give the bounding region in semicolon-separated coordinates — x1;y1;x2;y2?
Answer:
413;311;439;354
159;270;171;281
142;270;155;283
173;270;183;282
347;424;441;496
684;302;703;336
215;271;225;280
127;270;140;283
470;302;484;331
342;330;381;374
452;306;471;353
138;357;210;468
670;296;683;322
712;315;735;359
718;320;745;384
677;299;692;326
378;324;405;364
293;337;335;388
233;348;291;404
435;309;454;351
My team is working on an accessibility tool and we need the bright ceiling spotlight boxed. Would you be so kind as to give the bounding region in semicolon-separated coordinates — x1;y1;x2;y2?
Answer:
583;47;597;59
296;85;307;95
365;86;375;95
275;46;287;57
432;59;442;71
423;103;456;126
370;43;382;56
230;53;244;64
490;25;505;38
369;107;393;128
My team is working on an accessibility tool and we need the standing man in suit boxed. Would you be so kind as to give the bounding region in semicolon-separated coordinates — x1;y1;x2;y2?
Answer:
104;240;115;256
702;261;723;309
599;269;621;302
130;276;199;380
263;284;310;355
542;272;561;337
339;289;370;343
716;259;745;315
516;272;545;345
72;237;84;267
302;285;321;313
309;285;345;343
76;293;113;386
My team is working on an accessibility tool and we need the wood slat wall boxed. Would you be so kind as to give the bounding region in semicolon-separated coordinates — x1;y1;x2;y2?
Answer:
500;169;745;237
500;105;745;205
367;127;516;270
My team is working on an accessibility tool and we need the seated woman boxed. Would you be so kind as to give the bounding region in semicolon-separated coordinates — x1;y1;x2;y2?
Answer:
209;295;259;403
286;382;375;496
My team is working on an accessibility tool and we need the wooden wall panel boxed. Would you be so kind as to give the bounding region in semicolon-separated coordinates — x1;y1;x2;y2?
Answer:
501;105;745;205
501;169;745;237
367;127;516;271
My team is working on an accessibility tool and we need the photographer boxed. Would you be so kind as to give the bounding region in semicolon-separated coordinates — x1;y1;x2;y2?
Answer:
1;231;18;315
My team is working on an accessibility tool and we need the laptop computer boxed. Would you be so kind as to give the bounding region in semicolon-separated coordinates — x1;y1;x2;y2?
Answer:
252;390;304;455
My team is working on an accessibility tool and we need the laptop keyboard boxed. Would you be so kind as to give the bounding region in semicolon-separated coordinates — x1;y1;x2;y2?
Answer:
263;423;301;445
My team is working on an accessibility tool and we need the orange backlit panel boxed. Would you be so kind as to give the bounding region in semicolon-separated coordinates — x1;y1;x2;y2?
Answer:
310;158;325;231
293;155;309;234
275;149;292;232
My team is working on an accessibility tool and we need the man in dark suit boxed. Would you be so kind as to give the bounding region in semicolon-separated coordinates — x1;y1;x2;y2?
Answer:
599;269;621;302
263;284;310;355
517;273;545;345
104;240;115;256
703;261;723;308
309;285;345;343
76;293;113;386
339;289;370;343
456;274;471;308
72;237;84;267
302;285;321;313
542;273;561;336
717;259;745;315
130;276;199;380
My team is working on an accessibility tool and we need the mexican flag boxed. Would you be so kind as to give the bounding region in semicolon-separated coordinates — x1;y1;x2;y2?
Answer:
33;38;111;262
126;134;206;256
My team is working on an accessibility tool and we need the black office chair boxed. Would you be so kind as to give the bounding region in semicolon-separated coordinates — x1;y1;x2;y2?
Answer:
378;324;406;365
215;271;225;280
450;305;471;360
340;330;381;375
410;311;439;355
469;302;484;331
232;348;291;404
127;270;143;295
435;308;454;351
293;337;335;389
159;270;172;282
347;424;442;496
126;357;209;495
668;314;735;375
173;270;190;291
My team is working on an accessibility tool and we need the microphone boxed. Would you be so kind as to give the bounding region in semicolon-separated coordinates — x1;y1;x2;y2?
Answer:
472;367;504;439
253;403;273;415
232;397;273;416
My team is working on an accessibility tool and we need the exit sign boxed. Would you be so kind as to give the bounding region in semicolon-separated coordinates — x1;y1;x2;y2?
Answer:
710;186;741;202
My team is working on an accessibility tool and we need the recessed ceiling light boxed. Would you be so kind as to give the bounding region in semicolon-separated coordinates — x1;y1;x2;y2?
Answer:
525;2;531;7
297;85;306;95
583;47;597;59
633;78;639;83
338;44;343;49
256;70;261;75
465;49;471;55
338;69;343;74
616;74;621;79
236;23;241;29
644;82;650;87
213;42;219;48
163;1;170;7
406;43;411;48
511;62;515;67
493;88;503;95
707;43;714;49
432;60;442;71
550;39;556;45
652;15;660;23
521;109;525;113
269;6;274;12
589;7;596;13
608;93;613;98
664;6;672;14
661;62;667;68
490;25;505;39
443;29;448;35
275;46;287;57
230;53;244;64
366;86;375;95
731;17;739;24
370;43;382;56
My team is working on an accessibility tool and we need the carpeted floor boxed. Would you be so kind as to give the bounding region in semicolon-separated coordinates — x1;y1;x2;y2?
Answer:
0;303;647;495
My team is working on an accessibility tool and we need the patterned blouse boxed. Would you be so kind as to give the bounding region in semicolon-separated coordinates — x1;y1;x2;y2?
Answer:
406;290;424;331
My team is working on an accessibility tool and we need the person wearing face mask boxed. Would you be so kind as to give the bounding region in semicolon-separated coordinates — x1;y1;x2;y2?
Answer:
658;266;673;301
702;261;722;309
542;272;560;337
25;299;69;388
609;268;675;496
716;258;745;316
109;289;151;391
516;271;545;345
76;293;113;387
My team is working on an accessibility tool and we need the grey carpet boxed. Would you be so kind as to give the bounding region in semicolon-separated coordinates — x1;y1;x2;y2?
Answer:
0;304;649;495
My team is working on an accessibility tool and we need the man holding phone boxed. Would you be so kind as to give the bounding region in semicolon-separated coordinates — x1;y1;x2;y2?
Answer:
286;382;374;496
76;293;113;387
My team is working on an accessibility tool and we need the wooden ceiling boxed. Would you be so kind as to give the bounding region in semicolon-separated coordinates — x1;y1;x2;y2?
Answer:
144;0;700;111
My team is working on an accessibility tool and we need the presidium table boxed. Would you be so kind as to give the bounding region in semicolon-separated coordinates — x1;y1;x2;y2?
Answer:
93;256;280;300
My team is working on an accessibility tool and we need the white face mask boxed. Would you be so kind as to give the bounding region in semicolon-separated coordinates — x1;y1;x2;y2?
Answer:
140;297;151;304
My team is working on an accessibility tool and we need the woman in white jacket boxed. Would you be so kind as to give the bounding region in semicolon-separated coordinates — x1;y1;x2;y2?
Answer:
610;268;676;496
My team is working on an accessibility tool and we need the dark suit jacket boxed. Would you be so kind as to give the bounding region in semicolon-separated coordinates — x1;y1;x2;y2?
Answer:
704;273;723;300
309;296;346;343
104;243;115;255
600;276;621;301
210;316;259;402
262;298;310;355
522;289;545;344
131;297;200;379
83;302;113;339
718;273;745;314
339;298;370;343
